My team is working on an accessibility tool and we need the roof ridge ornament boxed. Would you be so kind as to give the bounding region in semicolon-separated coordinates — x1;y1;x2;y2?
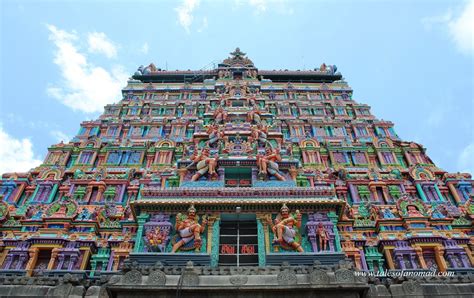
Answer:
221;47;254;68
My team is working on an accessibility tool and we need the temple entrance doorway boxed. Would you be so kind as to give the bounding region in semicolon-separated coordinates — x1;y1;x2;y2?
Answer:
219;213;258;266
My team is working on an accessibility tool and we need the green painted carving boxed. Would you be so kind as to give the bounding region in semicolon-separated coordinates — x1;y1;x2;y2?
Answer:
452;217;471;226
103;186;116;201
388;185;401;199
73;186;87;201
257;219;266;266
210;219;220;267
134;213;150;253
328;211;342;252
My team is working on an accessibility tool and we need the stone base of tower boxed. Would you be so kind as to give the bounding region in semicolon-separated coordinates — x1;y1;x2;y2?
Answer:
129;252;212;266
266;252;346;266
0;264;473;298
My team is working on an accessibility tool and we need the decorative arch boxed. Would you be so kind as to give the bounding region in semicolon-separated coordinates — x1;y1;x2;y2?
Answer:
80;139;100;149
409;166;434;181
375;138;393;148
39;169;62;180
396;193;429;217
300;139;319;148
156;140;176;148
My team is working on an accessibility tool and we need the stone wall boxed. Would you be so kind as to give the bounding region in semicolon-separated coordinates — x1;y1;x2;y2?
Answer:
0;261;472;297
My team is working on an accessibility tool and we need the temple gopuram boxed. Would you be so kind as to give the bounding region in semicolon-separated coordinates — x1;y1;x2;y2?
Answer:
0;48;473;297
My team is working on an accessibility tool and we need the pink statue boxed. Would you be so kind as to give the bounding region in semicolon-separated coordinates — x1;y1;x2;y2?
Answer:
317;223;330;251
213;106;228;124
247;105;261;124
407;205;422;217
190;148;218;181
250;124;268;145
257;147;285;181
206;124;224;147
270;204;304;252
172;205;207;252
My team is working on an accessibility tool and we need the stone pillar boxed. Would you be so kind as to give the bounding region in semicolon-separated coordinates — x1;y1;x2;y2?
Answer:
359;248;368;270
328;212;342;252
415;183;428;202
447;183;462;204
384;249;395;269
89;260;97;278
112;254;120;271
29;186;40;203
25;247;39;277
48;248;59;270
96;185;106;202
47;184;59;203
133;213;150;253
369;185;379;202
57;255;65;270
434;246;447;272
80;250;91;270
210;219;220;268
414;247;427;269
257;218;266;267
2;254;13;270
434;185;445;201
463;247;474;266
84;186;93;203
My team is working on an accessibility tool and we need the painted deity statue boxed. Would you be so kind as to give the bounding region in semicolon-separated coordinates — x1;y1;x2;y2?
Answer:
407;205;423;217
257;147;285;181
247;105;261;124
190;148;218;181
172;205;207;252
206;124;224;147
250;124;268;145
317;223;330;251
269;204;304;252
213;106;228;124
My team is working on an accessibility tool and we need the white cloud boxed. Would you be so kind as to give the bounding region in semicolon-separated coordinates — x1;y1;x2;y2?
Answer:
249;0;267;14
234;0;293;15
140;42;149;54
175;0;200;33
50;130;71;143
197;17;208;33
87;32;118;58
46;24;128;114
458;142;474;175
448;0;474;55
422;0;474;55
0;124;42;175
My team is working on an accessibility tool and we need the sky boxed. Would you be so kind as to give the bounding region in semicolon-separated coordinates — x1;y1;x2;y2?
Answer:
0;0;473;176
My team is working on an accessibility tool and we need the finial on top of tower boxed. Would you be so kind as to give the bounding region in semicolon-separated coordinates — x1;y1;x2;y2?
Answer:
230;47;246;58
222;48;254;67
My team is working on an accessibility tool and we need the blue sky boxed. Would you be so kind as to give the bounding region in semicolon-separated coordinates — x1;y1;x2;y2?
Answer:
0;0;473;175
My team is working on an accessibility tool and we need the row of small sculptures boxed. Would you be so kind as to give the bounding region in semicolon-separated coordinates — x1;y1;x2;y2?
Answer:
186;143;286;182
145;204;331;253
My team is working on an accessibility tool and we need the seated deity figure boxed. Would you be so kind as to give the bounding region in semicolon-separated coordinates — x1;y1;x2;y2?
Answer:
270;204;304;252
247;95;256;107
407;205;423;217
206;124;224;147
317;223;330;251
250;124;268;145
247;105;261;124
172;205;207;252
213;106;228;124
190;148;218;181
257;147;285;181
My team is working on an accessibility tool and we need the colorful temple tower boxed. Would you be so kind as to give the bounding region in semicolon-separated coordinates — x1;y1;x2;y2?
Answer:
0;48;473;297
